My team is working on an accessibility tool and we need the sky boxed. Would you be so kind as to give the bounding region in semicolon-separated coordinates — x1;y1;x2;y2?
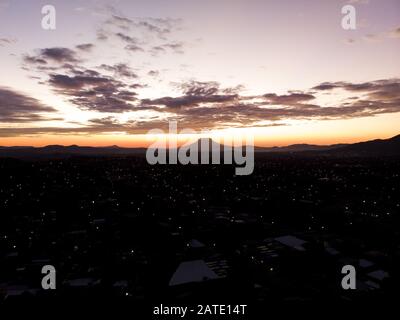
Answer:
0;0;399;147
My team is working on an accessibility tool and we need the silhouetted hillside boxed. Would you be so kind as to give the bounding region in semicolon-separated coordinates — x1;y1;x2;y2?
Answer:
0;134;399;158
325;134;400;157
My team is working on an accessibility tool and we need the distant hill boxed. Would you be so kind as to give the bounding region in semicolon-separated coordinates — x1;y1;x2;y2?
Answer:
255;143;348;153
0;145;146;159
324;134;400;157
0;134;399;159
255;135;400;156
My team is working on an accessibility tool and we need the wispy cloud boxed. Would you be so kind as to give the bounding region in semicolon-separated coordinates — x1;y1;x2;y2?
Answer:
0;87;58;123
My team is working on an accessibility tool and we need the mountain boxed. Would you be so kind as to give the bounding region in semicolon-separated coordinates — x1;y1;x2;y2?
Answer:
255;143;348;153
254;135;400;156
0;134;399;158
325;134;400;157
0;145;146;159
184;137;222;152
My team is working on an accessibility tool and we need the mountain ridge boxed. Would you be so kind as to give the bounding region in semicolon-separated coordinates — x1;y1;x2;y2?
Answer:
0;134;399;158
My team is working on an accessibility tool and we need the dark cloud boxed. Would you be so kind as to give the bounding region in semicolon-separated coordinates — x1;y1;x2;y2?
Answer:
102;15;185;55
263;93;315;105
107;15;181;39
139;78;400;130
39;47;79;63
311;83;343;90
115;32;138;44
312;79;400;101
3;77;400;136
130;83;146;89
48;70;138;113
125;44;144;52
162;42;184;54
96;29;108;41
150;46;166;55
142;81;239;109
0;87;57;123
137;20;171;38
11;21;400;136
147;70;159;77
111;15;133;25
99;63;138;78
114;32;145;51
20;41;142;114
24;47;80;65
49;74;110;89
150;42;185;55
142;94;237;109
179;81;228;96
76;43;95;52
35;76;400;131
23;55;47;65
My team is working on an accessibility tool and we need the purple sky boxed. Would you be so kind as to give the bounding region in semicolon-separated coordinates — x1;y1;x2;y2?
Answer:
0;0;399;146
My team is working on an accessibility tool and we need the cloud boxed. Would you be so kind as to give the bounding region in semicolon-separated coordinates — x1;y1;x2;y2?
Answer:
3;78;400;136
312;83;343;90
150;42;185;55
263;93;315;105
0;125;122;137
39;47;79;63
115;32;138;44
24;47;80;65
76;43;95;52
147;70;159;77
388;26;400;38
107;15;181;39
142;81;239;109
312;79;400;98
114;32;145;52
23;55;48;65
47;70;139;113
150;46;166;55
100;14;186;55
125;44;145;52
13;14;400;135
99;63;138;78
111;15;133;25
0;87;57;123
0;38;16;46
179;81;232;96
97;29;108;41
20;39;145;114
161;42;185;54
358;26;400;43
138;78;400;130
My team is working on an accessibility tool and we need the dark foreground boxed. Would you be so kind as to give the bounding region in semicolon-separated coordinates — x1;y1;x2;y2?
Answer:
0;155;399;314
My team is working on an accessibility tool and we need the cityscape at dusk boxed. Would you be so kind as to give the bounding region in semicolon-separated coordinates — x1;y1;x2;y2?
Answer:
0;0;400;315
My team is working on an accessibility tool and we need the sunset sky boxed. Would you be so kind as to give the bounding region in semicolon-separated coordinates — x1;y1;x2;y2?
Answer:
0;0;399;147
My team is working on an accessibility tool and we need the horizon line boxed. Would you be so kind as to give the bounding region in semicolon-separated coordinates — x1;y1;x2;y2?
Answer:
1;133;399;149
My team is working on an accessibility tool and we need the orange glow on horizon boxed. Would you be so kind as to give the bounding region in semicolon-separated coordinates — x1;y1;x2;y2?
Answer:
0;131;398;148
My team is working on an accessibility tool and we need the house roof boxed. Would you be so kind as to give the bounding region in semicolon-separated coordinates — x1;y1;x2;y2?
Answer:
169;260;219;286
275;235;307;251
